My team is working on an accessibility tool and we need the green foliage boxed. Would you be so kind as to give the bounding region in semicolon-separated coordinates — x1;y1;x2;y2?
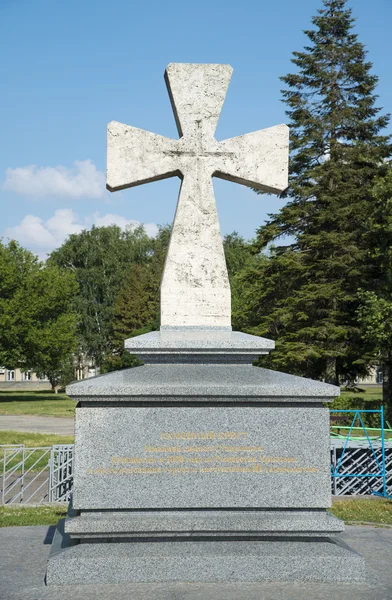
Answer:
100;350;142;374
248;0;391;383
113;265;152;338
0;240;79;391
357;291;392;360
223;232;253;279
0;240;40;366
357;290;392;407
223;233;269;332
110;226;170;352
58;356;77;389
49;224;154;366
329;395;386;428
23;265;79;391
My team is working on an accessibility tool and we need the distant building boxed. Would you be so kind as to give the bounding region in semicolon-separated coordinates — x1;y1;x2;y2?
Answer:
0;367;48;384
0;362;379;387
73;354;98;380
356;366;383;386
74;363;98;380
0;359;98;389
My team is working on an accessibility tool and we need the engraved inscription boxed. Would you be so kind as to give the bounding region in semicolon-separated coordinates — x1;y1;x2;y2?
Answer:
86;430;318;477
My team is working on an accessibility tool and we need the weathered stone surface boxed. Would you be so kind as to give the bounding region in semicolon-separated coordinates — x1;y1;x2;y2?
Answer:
47;521;365;585
65;509;344;539
66;364;339;400
72;406;332;510
106;63;289;328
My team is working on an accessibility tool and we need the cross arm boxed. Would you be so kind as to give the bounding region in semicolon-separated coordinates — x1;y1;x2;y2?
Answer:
106;121;180;192
215;124;289;194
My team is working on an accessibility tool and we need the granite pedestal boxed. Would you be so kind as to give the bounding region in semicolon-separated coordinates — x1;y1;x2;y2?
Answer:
47;331;365;584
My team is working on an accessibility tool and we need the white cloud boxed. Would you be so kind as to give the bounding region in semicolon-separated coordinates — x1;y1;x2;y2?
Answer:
92;213;158;237
3;160;105;199
4;209;158;257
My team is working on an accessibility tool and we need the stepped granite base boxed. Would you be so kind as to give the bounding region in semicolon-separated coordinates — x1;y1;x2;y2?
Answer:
47;519;365;585
47;331;365;585
65;508;344;539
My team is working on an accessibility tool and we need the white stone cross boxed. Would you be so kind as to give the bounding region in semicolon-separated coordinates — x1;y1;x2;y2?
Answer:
107;63;289;330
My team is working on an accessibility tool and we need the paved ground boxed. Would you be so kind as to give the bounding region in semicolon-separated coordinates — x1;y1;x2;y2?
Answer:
0;525;391;600
0;415;74;436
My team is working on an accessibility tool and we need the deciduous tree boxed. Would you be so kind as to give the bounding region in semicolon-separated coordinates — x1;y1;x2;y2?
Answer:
49;225;153;366
0;240;79;391
357;291;392;409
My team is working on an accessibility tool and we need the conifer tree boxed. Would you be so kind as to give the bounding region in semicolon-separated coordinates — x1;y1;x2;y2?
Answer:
111;264;153;346
250;0;391;383
356;165;392;406
109;225;171;352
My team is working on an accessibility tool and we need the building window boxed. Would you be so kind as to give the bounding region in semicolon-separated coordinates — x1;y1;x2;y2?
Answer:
23;371;32;381
7;370;15;381
0;367;5;375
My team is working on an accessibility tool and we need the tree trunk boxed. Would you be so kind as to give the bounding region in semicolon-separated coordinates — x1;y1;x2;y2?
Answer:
382;353;392;419
325;356;339;386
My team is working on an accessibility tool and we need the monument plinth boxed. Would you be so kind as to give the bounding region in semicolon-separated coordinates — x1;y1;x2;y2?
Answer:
47;63;364;585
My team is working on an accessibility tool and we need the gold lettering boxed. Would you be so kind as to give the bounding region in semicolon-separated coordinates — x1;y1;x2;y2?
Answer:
89;436;319;478
160;431;249;441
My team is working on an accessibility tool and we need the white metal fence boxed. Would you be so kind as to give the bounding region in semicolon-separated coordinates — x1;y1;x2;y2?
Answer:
1;442;391;504
0;444;73;504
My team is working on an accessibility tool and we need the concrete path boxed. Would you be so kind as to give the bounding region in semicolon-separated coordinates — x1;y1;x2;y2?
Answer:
0;525;391;600
0;415;74;436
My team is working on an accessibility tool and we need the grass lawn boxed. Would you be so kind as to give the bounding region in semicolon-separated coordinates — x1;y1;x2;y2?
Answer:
0;505;67;527
340;386;383;402
0;391;75;418
331;497;392;526
0;431;74;447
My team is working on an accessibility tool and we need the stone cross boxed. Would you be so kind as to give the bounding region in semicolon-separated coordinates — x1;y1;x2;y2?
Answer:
107;63;289;330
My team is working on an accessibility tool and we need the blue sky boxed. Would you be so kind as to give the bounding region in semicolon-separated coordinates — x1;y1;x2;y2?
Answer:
1;0;391;257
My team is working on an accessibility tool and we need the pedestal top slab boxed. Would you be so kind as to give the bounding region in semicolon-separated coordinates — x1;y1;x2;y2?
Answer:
124;330;274;359
66;364;339;401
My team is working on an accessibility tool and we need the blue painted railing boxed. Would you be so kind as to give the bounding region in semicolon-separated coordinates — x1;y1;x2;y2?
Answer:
330;407;390;498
